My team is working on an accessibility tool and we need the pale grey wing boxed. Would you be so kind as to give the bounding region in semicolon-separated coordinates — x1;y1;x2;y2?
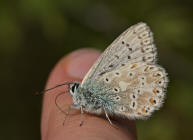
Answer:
98;62;168;119
81;22;157;88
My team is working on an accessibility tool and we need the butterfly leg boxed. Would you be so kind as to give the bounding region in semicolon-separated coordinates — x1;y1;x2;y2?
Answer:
103;106;113;125
62;106;71;125
79;105;84;126
63;104;80;125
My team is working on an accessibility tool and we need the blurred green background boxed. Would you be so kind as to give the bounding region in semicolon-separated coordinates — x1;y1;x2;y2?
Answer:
1;0;193;140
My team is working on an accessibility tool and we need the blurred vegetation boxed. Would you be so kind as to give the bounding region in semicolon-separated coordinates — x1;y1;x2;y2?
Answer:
1;0;193;140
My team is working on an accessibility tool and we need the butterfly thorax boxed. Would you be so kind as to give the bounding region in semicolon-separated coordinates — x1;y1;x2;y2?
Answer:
69;82;105;115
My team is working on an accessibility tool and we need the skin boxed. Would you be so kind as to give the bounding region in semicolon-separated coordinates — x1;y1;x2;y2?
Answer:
41;49;137;140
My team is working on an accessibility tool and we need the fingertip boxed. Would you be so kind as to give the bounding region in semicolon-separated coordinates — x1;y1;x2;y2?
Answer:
63;48;101;80
46;48;101;88
41;48;101;140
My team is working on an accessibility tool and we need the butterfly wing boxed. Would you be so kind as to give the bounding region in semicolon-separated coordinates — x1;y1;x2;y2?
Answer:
97;62;168;119
81;22;156;88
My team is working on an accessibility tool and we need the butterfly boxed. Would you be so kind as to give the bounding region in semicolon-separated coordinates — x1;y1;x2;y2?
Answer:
41;22;168;126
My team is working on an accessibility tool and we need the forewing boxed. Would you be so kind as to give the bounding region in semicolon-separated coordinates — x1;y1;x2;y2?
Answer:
99;62;168;119
81;22;156;88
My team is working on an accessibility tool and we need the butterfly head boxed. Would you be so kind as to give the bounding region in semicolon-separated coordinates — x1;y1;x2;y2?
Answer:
69;82;80;96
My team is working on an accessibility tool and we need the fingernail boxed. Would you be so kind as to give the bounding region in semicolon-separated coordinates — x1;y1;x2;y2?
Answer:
65;49;101;79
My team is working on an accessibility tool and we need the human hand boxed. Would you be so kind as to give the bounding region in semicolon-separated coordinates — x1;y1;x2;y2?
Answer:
41;49;137;140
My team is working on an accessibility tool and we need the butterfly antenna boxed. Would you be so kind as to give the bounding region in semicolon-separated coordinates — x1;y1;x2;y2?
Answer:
35;82;73;95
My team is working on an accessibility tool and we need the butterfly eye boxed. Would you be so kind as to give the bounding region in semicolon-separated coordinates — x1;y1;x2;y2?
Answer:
71;85;75;93
70;83;79;95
